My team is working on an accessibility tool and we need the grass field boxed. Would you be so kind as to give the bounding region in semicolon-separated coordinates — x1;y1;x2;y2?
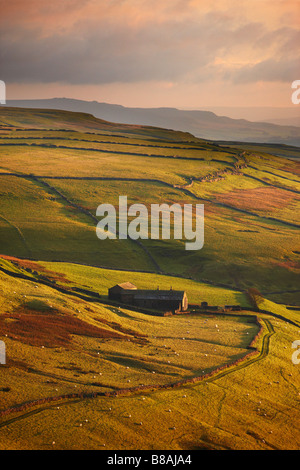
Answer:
0;257;299;450
0;107;299;450
0;107;299;299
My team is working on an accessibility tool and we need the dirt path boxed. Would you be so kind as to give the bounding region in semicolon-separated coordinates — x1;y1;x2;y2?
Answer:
0;396;87;429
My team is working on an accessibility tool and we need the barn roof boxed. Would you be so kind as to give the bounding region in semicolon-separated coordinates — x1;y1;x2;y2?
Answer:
133;290;186;301
109;282;137;290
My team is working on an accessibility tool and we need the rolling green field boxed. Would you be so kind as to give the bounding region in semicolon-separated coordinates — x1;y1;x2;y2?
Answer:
0;108;299;300
0;107;299;450
0;257;299;450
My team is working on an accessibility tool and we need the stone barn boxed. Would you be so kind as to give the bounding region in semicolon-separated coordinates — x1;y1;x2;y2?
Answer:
108;283;188;313
133;289;188;312
108;282;137;303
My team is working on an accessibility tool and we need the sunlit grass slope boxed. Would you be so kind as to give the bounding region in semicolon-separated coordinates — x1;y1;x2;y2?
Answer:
0;106;299;299
0;258;299;450
0;261;257;408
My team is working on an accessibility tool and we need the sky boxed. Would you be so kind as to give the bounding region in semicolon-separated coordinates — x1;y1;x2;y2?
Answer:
1;0;300;109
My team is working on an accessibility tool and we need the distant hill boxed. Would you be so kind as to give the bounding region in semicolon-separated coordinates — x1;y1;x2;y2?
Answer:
199;106;300;127
6;98;300;146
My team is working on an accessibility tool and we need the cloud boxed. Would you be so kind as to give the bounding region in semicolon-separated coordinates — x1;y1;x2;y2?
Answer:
229;57;300;84
0;0;299;86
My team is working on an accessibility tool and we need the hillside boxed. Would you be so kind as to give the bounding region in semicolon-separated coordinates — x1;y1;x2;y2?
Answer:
0;106;299;450
0;255;300;450
6;98;300;146
0;106;299;303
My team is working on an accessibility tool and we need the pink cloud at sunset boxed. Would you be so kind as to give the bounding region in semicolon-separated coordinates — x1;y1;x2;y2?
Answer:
0;0;299;108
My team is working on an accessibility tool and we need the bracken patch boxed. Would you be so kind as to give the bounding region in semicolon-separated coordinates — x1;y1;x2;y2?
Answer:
0;309;127;348
0;255;70;283
279;164;300;177
215;186;299;212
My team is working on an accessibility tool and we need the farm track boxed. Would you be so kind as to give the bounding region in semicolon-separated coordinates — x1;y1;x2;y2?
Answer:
0;317;275;429
0;126;299;445
204;318;275;383
0;397;84;430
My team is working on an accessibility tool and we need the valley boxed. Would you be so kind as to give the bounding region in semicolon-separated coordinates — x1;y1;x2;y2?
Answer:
0;106;299;450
